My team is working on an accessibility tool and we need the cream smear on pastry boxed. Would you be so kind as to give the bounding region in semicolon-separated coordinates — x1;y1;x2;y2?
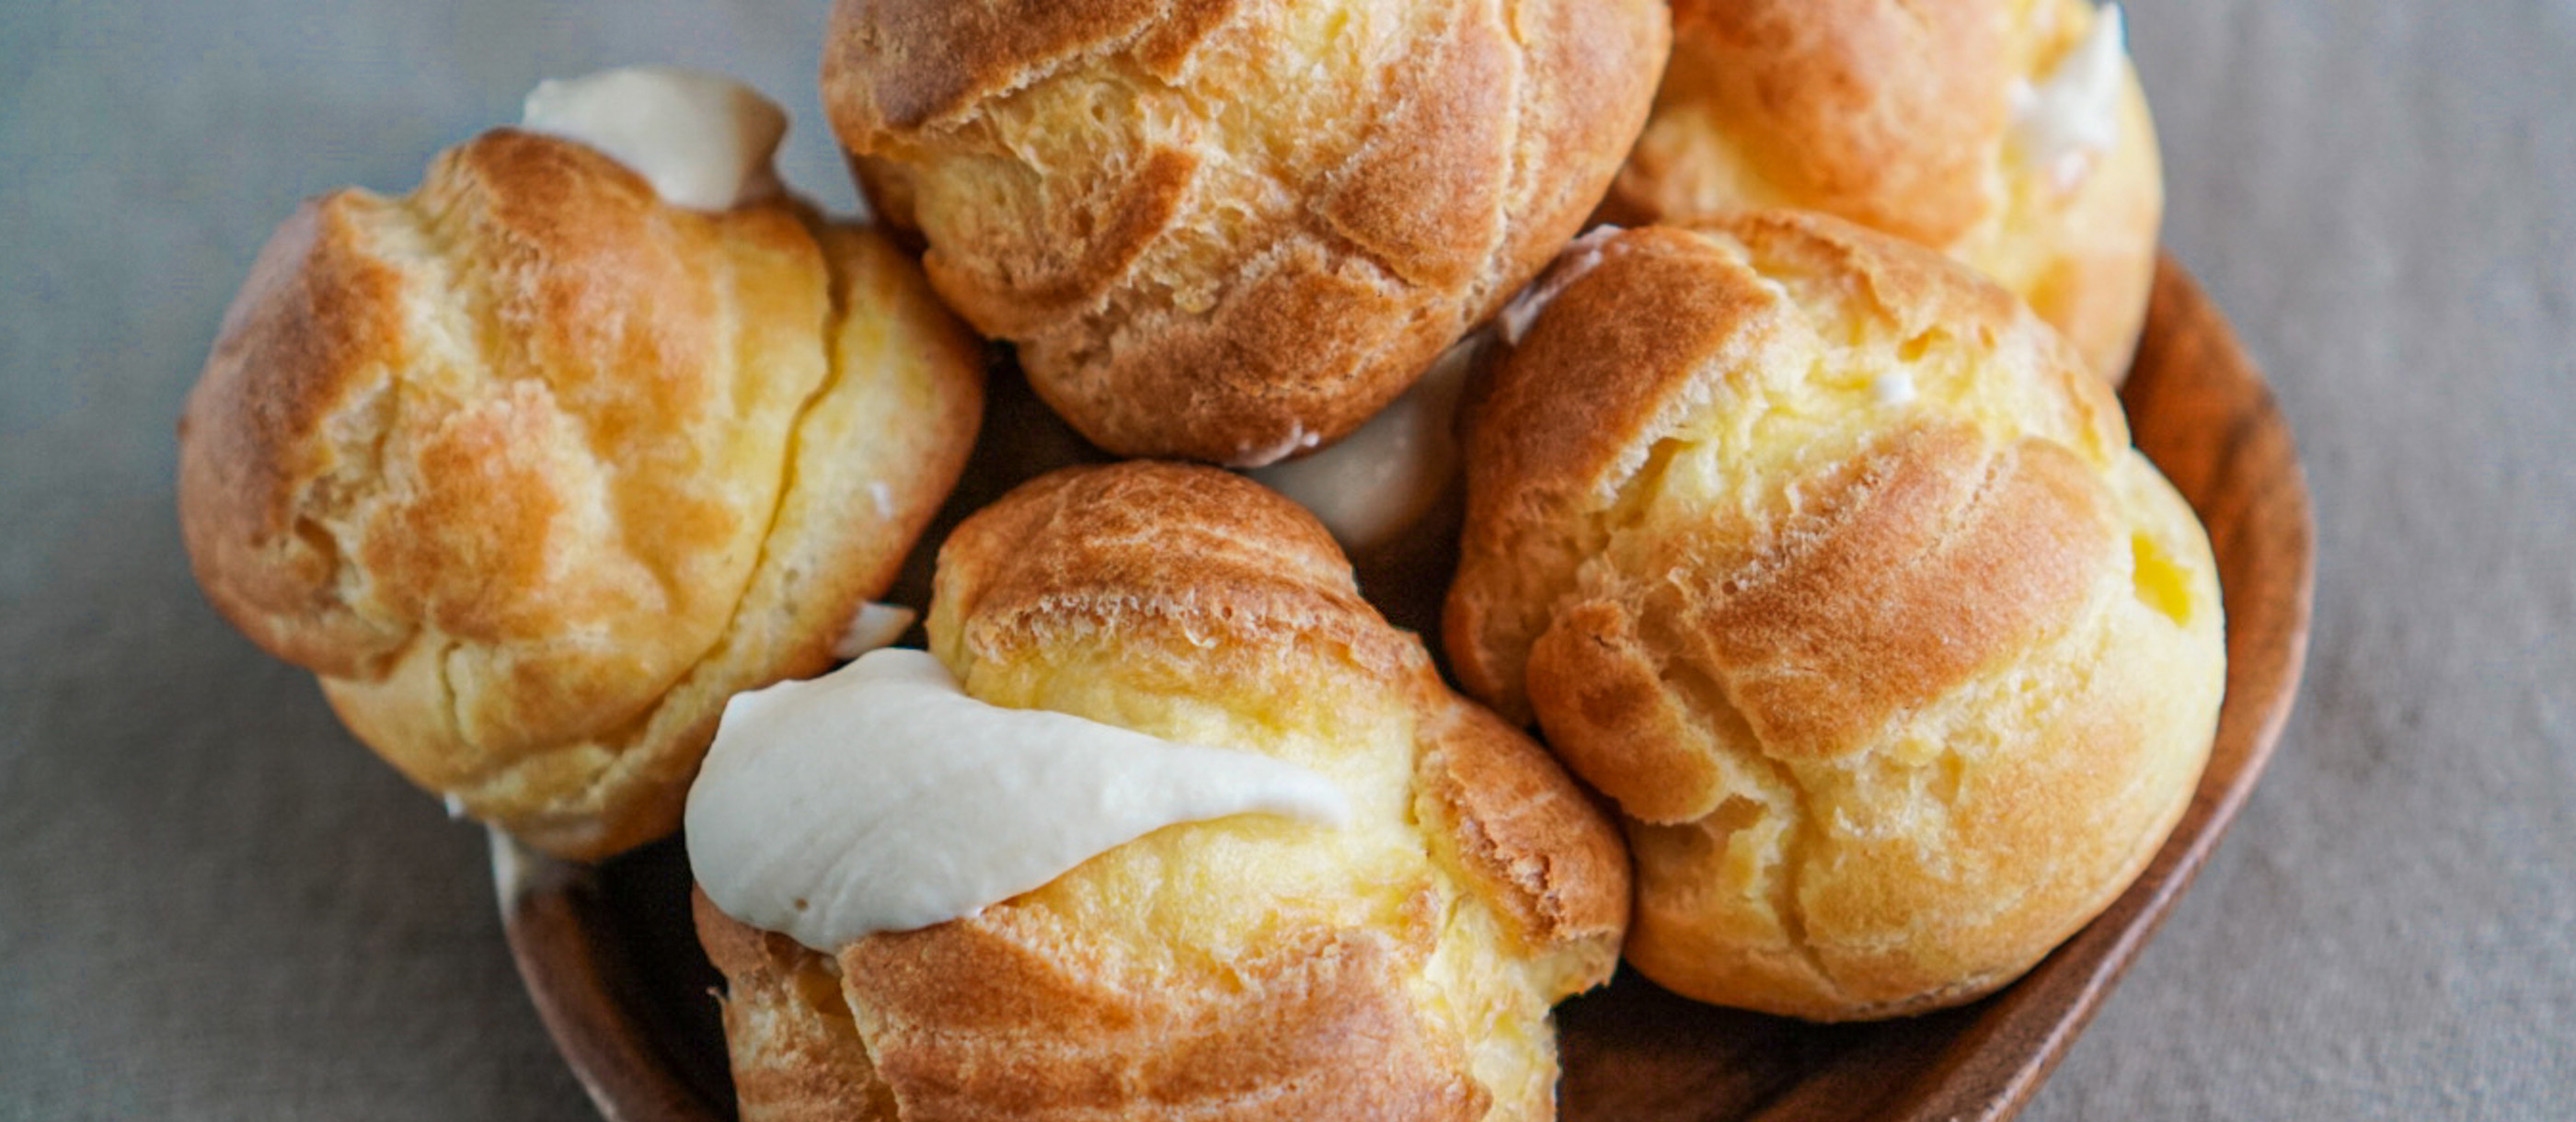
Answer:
2010;4;2128;192
1872;370;1918;407
1227;424;1324;470
1251;340;1476;554
685;648;1351;951
519;66;788;211
829;601;916;661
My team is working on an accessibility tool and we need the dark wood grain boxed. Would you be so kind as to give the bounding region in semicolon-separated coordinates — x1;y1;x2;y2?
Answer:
496;832;726;1122
502;257;2313;1122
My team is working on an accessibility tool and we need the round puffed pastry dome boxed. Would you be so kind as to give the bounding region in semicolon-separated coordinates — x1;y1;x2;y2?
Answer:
1444;213;2223;1020
694;462;1630;1122
177;131;984;860
821;0;1670;466
1604;0;2161;381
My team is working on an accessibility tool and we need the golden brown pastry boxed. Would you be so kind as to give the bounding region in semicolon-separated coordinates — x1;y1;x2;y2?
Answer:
695;462;1629;1120
1604;0;2161;380
177;118;983;860
1444;214;2223;1020
821;0;1670;465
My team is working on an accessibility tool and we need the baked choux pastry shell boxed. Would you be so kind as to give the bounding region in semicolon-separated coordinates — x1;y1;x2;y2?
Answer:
695;462;1629;1120
821;0;1670;465
1444;214;2223;1019
177;131;983;860
1604;0;2162;380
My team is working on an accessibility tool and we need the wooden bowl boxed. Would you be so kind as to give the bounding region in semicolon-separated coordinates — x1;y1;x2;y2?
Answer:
497;257;2314;1122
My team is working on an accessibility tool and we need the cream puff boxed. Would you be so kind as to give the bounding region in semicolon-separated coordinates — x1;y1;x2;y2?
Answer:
821;0;1670;464
1444;213;2222;1019
690;462;1629;1119
1604;0;2162;380
177;69;985;860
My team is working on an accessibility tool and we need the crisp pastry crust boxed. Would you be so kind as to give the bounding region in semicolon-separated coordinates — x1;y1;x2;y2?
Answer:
1444;214;2223;1019
177;131;984;859
821;0;1670;465
1604;0;2162;380
696;462;1628;1120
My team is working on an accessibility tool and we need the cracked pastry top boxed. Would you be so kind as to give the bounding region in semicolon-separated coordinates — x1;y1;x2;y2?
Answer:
1443;213;2223;1020
176;120;984;861
1603;0;2161;381
694;462;1630;1121
820;0;1670;466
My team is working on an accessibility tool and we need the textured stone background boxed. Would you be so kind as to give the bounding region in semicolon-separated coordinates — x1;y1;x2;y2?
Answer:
4;1;2570;1117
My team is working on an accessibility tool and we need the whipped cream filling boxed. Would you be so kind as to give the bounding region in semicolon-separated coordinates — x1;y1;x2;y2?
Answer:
2010;5;2128;192
1499;225;1624;347
1872;370;1918;407
1250;339;1477;554
685;648;1351;951
1227;424;1323;470
519;66;788;211
830;601;917;661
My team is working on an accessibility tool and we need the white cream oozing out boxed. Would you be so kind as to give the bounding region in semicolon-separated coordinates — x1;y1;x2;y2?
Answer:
1498;225;1624;347
1227;424;1322;470
519;66;788;211
685;649;1351;952
1250;339;1477;554
2009;4;2128;193
1872;370;1918;406
830;601;917;661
